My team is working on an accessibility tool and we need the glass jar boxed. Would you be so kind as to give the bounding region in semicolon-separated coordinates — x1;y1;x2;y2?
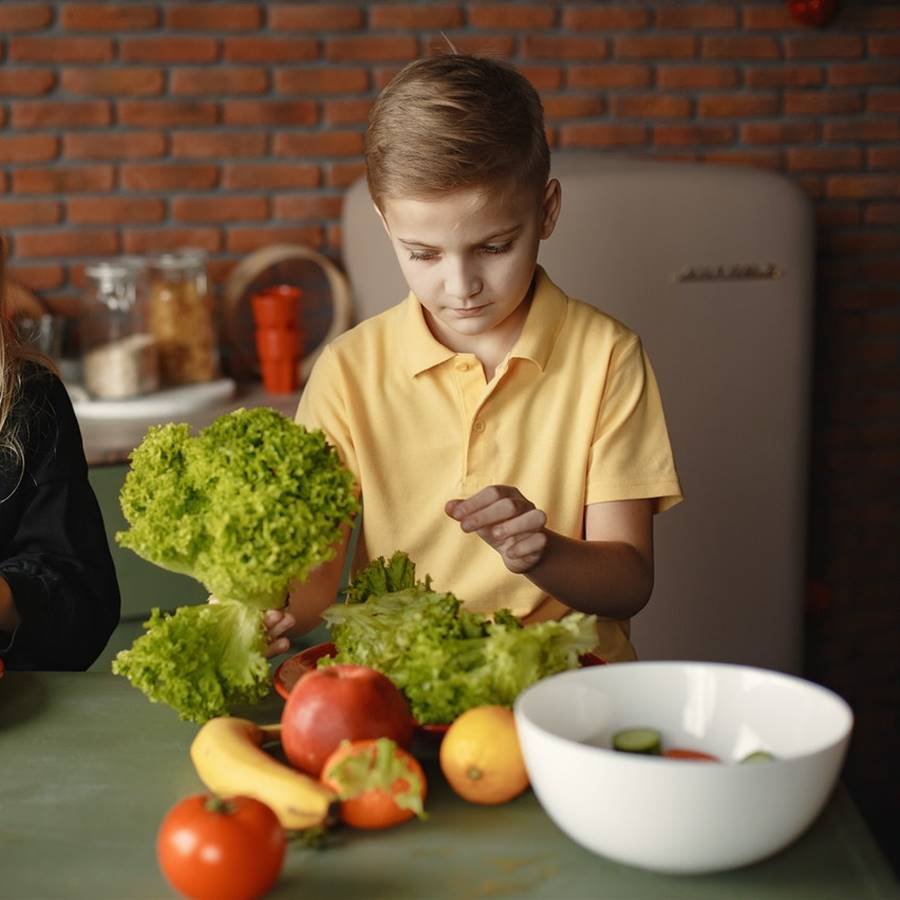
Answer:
147;249;219;385
81;260;159;399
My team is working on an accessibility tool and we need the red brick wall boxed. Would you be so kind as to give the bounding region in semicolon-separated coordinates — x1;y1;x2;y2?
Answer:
1;0;899;870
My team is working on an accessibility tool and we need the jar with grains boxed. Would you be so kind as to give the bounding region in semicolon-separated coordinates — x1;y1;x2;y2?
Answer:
81;259;159;400
147;248;219;385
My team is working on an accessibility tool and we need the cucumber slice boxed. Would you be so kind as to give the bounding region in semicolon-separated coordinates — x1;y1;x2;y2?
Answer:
740;750;776;764
612;727;662;755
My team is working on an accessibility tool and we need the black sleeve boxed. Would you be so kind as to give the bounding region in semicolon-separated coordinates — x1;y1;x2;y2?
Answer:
0;372;121;670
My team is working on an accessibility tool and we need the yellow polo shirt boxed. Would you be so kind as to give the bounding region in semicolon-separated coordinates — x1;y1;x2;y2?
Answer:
296;267;682;662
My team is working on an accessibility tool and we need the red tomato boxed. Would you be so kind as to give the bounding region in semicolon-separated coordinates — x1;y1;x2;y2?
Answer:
281;664;414;776
788;0;839;28
157;795;285;900
321;738;428;830
663;748;721;762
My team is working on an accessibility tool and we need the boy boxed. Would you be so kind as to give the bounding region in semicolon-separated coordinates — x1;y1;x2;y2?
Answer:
270;54;682;663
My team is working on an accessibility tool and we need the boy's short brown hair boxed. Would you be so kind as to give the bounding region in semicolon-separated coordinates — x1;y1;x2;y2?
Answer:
365;54;550;209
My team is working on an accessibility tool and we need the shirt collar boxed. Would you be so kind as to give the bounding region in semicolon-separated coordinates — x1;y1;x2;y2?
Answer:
401;265;567;378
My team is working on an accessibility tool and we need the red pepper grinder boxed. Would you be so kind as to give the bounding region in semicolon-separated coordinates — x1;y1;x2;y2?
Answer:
251;284;303;393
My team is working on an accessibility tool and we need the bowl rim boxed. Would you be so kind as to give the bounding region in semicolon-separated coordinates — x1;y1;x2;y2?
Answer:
514;659;854;765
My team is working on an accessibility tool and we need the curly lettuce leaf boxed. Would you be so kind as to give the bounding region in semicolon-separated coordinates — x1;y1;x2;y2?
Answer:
111;601;270;723
342;550;430;605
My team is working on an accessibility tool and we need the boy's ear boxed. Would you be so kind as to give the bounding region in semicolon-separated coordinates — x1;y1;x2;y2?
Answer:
540;178;562;240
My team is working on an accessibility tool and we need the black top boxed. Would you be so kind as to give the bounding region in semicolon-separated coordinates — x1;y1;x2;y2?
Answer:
0;366;120;670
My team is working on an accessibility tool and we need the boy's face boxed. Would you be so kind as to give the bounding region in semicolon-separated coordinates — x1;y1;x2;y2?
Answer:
377;180;561;352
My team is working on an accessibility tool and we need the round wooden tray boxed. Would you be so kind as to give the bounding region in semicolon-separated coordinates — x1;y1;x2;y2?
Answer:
223;244;353;384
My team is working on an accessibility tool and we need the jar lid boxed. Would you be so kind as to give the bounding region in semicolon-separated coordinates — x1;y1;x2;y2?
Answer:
85;260;138;281
151;248;207;271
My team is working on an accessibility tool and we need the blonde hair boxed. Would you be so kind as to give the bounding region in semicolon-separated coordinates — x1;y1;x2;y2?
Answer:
1;235;52;473
365;54;550;209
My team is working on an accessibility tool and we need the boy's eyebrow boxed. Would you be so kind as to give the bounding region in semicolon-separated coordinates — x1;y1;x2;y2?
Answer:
397;225;522;248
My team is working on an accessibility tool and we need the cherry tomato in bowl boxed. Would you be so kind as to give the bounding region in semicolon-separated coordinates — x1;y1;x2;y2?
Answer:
157;794;285;900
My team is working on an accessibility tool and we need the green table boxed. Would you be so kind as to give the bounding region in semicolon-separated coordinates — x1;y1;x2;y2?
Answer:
1;672;897;900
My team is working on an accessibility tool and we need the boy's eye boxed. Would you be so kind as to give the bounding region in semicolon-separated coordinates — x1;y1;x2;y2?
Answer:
480;242;512;256
408;250;437;262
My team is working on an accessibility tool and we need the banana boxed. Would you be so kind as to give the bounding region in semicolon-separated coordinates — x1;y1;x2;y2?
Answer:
190;717;339;830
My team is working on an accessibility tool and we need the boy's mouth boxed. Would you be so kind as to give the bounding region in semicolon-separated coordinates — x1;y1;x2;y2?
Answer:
451;303;490;317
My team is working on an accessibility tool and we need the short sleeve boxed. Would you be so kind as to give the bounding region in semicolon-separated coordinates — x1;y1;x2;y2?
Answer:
587;336;682;513
295;343;360;481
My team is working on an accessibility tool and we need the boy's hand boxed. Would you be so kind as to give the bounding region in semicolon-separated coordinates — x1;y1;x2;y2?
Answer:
209;595;295;658
446;485;548;574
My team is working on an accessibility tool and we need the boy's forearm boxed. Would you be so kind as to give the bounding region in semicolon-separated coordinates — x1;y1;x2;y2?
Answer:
524;531;653;620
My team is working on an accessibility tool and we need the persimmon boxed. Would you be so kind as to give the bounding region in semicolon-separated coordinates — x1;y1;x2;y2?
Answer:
320;738;427;829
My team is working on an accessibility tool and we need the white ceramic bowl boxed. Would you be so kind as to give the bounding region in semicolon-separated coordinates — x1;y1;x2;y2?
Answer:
514;661;853;874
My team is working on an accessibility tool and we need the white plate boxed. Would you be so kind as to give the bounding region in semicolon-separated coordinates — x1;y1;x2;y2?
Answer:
70;378;237;421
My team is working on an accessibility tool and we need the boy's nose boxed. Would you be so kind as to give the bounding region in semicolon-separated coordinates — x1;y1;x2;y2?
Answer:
444;263;482;300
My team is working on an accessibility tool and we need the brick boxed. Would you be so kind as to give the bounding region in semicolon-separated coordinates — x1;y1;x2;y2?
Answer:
64;131;166;160
269;4;364;31
276;67;368;96
657;65;737;89
0;4;52;32
120;36;218;64
567;64;650;89
274;194;343;221
829;64;900;87
826;176;900;200
0;69;56;96
171;67;269;95
745;66;823;88
785;91;862;115
702;36;779;60
118;99;218;127
815;204;861;227
224;37;319;63
656;5;736;29
653;124;735;146
866;204;900;225
824;119;900;142
326;161;366;188
274;131;364;157
563;7;649;30
326;224;342;251
370;4;462;30
698;94;779;118
825;230;900;254
614;95;692;119
166;4;261;31
422;35;516;57
0;134;58;164
223;100;317;126
67;196;165;225
868;36;900;58
11;100;110;129
12;165;112;193
786;147;862;171
742;5;797;30
374;67;406;90
469;4;555;29
742;121;818;145
15;230;118;258
786;36;864;60
171;195;269;223
326;35;418;62
560;123;647;148
868;147;900;171
703;150;782;171
120;163;219;191
323;98;373;126
123;228;220;255
0;199;61;227
868;92;900;115
223;163;319;190
60;4;160;30
541;95;605;120
520;66;562;91
226;225;322;254
170;132;266;159
522;35;607;61
61;68;164;97
840;6;900;28
7;263;65;291
615;35;696;60
9;37;113;64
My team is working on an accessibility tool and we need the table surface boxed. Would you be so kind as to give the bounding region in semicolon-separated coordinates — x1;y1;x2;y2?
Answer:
1;672;898;900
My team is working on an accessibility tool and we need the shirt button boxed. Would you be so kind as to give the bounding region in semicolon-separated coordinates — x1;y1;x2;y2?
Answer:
473;420;485;433
456;362;470;372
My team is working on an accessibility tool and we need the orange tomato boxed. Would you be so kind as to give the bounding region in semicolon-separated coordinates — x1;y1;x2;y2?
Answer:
663;748;721;762
320;738;427;830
